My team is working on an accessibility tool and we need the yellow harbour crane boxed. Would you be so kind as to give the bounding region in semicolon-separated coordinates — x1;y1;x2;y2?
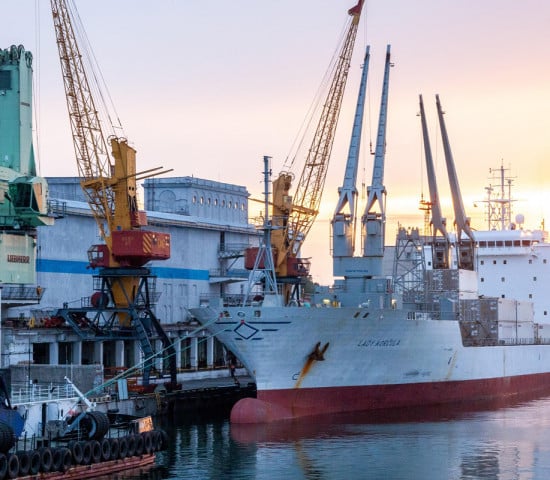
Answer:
268;0;365;303
50;0;177;387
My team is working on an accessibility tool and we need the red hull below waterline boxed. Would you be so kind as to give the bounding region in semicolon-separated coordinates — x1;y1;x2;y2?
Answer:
230;372;550;423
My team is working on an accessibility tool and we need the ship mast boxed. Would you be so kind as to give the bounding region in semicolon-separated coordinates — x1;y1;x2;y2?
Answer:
361;45;392;274
436;94;475;270
332;46;370;269
484;163;516;231
242;156;280;307
418;94;451;269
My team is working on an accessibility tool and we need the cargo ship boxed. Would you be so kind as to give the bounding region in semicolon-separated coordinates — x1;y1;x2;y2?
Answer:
191;44;550;423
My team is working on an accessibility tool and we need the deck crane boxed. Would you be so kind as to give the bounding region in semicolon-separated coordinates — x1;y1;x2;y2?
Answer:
268;0;365;304
50;0;177;388
435;94;475;270
331;45;392;283
332;45;370;273
418;94;451;269
360;45;392;275
330;45;394;308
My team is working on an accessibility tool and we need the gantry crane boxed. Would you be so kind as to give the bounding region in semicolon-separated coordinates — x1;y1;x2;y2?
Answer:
268;0;365;303
50;0;177;388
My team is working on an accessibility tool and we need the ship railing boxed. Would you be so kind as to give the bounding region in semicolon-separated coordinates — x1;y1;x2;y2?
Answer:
11;382;79;405
499;337;550;346
209;269;249;279
2;286;44;302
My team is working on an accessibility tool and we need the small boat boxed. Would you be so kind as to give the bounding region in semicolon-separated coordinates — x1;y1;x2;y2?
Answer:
0;375;166;478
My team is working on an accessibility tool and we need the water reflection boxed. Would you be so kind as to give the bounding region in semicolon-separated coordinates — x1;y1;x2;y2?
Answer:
113;394;550;479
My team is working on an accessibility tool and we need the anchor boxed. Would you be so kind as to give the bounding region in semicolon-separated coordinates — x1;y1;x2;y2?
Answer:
308;341;330;361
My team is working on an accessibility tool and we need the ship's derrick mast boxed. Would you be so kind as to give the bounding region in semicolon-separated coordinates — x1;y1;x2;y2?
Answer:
435;95;475;270
330;45;397;280
360;45;392;275
50;0;176;386
418;94;451;269
269;0;364;303
331;46;370;263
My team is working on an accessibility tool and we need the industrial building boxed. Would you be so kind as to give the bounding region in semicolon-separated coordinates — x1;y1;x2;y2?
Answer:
2;176;258;380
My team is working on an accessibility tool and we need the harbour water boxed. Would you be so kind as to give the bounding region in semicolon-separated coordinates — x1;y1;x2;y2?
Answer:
117;393;550;480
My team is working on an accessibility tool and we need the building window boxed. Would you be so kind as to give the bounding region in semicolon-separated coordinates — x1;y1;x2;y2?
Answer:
501;277;505;282
214;198;218;206
480;260;484;265
0;71;11;90
529;294;533;299
493;260;497;265
529;259;532;264
534;277;537;281
33;343;50;365
192;195;197;204
503;260;507;265
480;277;485;282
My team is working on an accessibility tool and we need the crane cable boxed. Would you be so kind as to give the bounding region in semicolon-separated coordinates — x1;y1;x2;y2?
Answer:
65;0;125;140
283;14;353;174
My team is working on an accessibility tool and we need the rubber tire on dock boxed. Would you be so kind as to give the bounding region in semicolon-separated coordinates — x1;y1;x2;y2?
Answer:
134;434;144;456
16;451;30;476
69;440;83;465
143;432;153;454
90;440;101;463
126;434;136;457
59;447;72;472
100;438;111;461
118;436;128;459
39;447;53;473
51;448;63;472
85;411;110;440
28;450;41;474
6;453;19;479
0;453;7;479
81;441;92;465
109;438;120;460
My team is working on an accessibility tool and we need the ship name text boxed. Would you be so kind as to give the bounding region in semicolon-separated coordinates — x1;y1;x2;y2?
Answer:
358;338;401;347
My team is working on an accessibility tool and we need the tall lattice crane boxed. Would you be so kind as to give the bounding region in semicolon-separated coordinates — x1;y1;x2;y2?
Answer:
51;0;177;387
268;0;365;302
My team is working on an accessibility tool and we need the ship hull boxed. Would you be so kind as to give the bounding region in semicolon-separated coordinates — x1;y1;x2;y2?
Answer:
191;306;550;423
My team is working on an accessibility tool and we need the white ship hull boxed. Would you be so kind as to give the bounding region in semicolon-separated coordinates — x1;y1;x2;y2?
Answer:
192;305;550;423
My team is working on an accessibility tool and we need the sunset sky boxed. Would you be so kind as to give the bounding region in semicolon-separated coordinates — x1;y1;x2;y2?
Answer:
3;0;550;283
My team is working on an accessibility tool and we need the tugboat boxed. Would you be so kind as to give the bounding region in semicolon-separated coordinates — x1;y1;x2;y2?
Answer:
0;375;166;479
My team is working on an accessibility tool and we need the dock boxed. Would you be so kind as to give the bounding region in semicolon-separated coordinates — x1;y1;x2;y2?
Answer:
95;374;256;419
